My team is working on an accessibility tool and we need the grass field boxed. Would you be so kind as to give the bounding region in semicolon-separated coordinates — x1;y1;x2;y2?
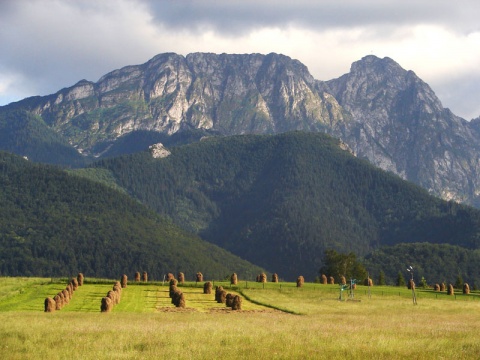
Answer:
0;277;479;359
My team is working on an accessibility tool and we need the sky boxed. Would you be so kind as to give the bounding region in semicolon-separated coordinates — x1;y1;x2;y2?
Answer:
1;0;479;119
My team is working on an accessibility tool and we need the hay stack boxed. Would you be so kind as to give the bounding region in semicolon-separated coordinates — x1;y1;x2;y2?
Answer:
169;284;178;298
167;273;175;281
340;276;346;285
321;274;327;284
259;273;267;283
121;274;128;288
196;272;203;282
77;273;84;286
177;293;186;308
172;289;182;305
71;277;79;291
226;293;235;307
408;279;415;290
44;297;56;312
62;289;70;304
107;290;117;305
297;275;304;288
135;272;141;282
365;278;373;286
66;283;73;296
54;293;63;310
217;290;227;304
178;272;185;284
142;271;148;282
215;286;224;302
230;273;238;285
328;276;335;285
203;281;213;294
232;295;242;310
434;283;440;291
113;283;122;304
447;284;454;295
101;297;113;312
463;283;470;294
272;273;279;283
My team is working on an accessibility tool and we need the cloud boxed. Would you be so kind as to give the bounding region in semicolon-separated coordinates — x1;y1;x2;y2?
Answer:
0;0;479;119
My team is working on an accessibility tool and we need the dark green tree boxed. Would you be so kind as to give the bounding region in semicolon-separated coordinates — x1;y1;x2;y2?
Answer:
377;270;386;285
320;250;367;281
455;274;464;289
396;271;406;287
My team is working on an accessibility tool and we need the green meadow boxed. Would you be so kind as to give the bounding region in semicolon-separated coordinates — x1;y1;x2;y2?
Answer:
0;277;479;359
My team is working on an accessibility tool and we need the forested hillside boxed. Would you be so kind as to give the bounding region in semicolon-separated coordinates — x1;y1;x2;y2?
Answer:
0;152;263;279
90;131;480;282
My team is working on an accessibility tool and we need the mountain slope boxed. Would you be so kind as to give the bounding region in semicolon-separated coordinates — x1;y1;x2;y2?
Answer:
0;151;263;279
90;131;480;281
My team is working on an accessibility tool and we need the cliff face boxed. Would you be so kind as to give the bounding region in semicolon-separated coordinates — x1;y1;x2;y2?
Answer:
19;53;345;156
324;55;480;204
3;52;480;205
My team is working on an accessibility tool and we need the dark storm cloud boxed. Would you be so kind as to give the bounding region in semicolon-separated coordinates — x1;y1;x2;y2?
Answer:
142;0;479;35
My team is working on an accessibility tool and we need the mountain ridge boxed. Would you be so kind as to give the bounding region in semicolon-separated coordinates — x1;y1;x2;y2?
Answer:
2;52;480;206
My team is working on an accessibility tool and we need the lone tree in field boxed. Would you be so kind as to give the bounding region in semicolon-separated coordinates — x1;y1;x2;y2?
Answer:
396;271;406;287
319;250;367;284
377;270;386;286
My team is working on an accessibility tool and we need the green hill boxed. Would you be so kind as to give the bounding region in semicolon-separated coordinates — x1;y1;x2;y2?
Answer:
90;131;480;283
0;151;263;279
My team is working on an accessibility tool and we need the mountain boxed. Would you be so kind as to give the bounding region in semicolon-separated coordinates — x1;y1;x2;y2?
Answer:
88;132;480;283
0;151;263;279
1;52;480;206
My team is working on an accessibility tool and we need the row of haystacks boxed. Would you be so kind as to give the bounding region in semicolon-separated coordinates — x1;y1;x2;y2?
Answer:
134;271;148;282
168;278;185;308
215;285;242;310
44;273;84;312
432;282;471;295
101;280;123;312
